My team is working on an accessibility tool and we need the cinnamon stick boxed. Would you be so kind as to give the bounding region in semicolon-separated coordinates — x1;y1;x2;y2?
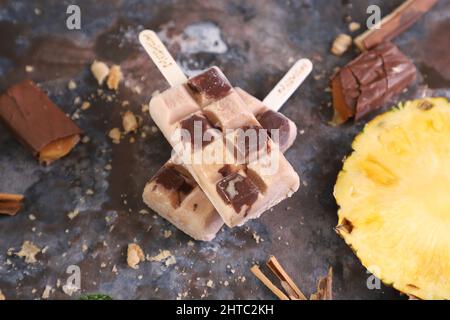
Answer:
0;193;24;216
354;0;438;51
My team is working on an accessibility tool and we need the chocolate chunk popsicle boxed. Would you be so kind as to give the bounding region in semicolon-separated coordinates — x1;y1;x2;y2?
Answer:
331;42;416;123
144;89;298;240
149;67;300;227
0;80;82;164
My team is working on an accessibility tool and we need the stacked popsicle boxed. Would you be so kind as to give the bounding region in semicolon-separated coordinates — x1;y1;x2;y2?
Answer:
140;30;312;240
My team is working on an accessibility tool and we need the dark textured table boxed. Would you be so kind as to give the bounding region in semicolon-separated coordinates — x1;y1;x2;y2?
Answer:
0;0;449;300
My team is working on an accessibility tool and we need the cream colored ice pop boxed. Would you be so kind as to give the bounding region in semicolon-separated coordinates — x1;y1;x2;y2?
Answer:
140;30;310;228
143;79;306;240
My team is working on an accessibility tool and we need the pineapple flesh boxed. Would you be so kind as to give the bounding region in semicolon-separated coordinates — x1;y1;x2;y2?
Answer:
334;98;450;300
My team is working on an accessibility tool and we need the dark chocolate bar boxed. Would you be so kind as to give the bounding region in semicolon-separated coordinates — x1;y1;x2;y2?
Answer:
0;80;82;164
216;172;260;214
331;42;416;123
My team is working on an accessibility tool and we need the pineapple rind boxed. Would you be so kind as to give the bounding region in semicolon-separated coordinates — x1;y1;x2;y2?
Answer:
334;98;450;300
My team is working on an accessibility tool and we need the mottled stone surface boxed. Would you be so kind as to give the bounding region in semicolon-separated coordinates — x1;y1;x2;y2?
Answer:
0;0;448;300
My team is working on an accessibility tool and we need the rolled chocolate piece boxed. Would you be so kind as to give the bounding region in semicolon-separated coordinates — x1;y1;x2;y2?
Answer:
331;42;416;123
0;193;24;216
0;80;82;164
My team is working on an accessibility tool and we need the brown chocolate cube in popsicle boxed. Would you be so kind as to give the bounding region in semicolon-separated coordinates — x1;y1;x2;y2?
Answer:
0;80;82;164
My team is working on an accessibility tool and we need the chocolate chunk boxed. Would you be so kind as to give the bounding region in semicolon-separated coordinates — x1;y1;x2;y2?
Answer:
187;67;232;102
331;42;416;122
154;165;194;207
179;114;215;148
0;80;82;164
216;173;259;213
257;110;291;149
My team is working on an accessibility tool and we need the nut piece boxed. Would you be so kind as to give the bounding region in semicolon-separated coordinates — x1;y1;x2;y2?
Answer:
108;128;121;144
331;34;352;56
122;111;138;133
107;65;123;91
91;60;110;85
127;243;145;269
16;241;41;264
348;22;361;32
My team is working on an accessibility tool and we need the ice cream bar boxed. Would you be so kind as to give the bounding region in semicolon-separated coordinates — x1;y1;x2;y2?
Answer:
0;80;82;164
143;89;297;240
150;67;300;227
331;42;416;123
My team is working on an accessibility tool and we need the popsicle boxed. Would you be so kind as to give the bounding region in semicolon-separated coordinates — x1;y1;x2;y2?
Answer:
143;68;308;240
139;30;310;228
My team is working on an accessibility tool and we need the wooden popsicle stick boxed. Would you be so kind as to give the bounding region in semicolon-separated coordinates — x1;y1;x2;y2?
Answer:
262;58;313;112
354;0;438;51
139;30;188;87
250;265;290;300
266;255;307;300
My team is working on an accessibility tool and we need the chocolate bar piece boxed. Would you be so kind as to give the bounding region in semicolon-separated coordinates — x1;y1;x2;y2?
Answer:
216;172;259;215
187;68;232;106
331;42;416;123
355;0;438;51
0;80;82;164
0;193;24;216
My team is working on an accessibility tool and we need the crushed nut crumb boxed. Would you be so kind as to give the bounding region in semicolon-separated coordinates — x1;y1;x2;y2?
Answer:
109;128;121;144
331;34;352;56
122;111;138;133
127;243;145;269
16;241;41;264
107;65;123;91
91;60;110;85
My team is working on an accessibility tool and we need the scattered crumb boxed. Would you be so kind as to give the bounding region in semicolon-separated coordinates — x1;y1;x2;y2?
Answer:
81;101;91;111
151;126;158;133
85;189;94;196
127;243;145;269
206;280;214;288
25;65;34;73
348;22;361;32
68;80;77;90
163;230;172;238
82;243;88;252
148;250;176;267
0;290;5;300
141;104;149;113
223;281;229;287
122;111;138;133
121;100;130;108
139;209;149;215
104;164;112;171
132;85;142;94
165;255;177;267
91;60;110;85
41;285;52;300
252;232;261;244
34;8;41;15
81;136;90;144
107;65;123;91
16;241;41;264
28;214;36;221
74;96;81;105
109;128;121;144
41;246;49;254
331;34;352;56
187;241;194;247
67;209;79;220
62;283;79;296
100;262;107;268
112;265;118;274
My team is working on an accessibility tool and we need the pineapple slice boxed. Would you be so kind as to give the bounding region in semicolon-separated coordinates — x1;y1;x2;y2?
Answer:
334;98;450;300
